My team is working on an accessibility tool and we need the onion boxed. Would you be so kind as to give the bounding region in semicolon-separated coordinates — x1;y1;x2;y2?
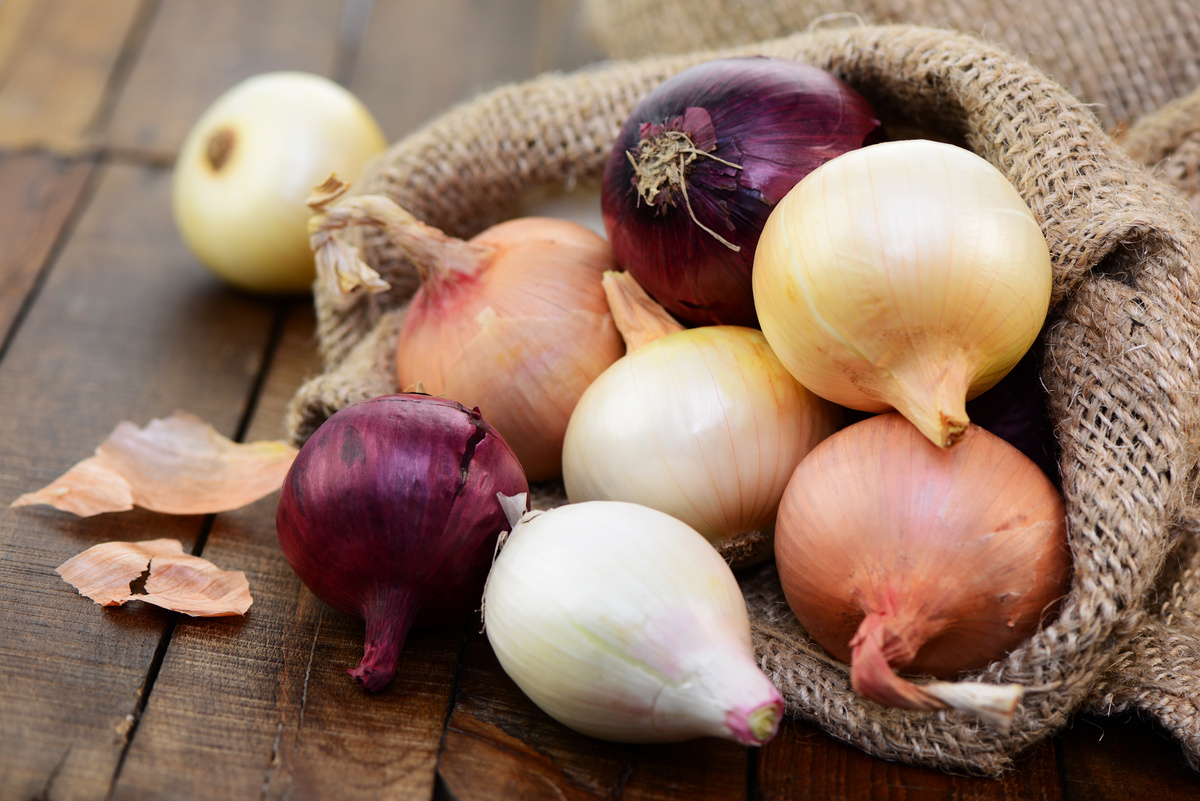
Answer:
483;495;784;745
173;72;386;293
773;413;1071;728
753;139;1053;449
275;394;529;692
309;186;625;483
562;272;839;565
601;56;880;327
965;349;1060;485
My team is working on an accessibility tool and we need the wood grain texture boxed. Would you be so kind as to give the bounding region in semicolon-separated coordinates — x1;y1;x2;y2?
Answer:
0;153;92;345
351;0;606;141
1057;713;1200;799
0;163;277;799
0;0;146;152
757;717;1060;800
101;0;349;161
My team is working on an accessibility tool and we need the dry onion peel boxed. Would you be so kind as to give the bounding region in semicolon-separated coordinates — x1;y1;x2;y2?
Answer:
753;139;1052;448
56;538;252;617
774;413;1070;730
11;412;297;516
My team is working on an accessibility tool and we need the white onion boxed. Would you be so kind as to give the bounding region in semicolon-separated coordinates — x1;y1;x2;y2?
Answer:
172;71;387;293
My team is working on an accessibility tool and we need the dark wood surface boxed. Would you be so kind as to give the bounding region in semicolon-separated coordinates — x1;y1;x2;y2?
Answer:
1;1;1198;799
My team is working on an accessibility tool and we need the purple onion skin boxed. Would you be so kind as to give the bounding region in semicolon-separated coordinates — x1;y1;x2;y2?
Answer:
965;350;1061;487
276;394;529;692
601;57;881;328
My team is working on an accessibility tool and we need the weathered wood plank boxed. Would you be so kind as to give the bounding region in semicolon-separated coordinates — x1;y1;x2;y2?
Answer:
0;0;146;153
351;0;605;141
437;625;748;801
756;717;1060;800
107;303;463;801
0;153;92;345
1057;713;1200;800
101;0;348;161
0;163;278;799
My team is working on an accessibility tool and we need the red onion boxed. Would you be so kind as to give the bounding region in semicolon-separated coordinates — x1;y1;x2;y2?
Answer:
601;56;881;327
276;394;529;691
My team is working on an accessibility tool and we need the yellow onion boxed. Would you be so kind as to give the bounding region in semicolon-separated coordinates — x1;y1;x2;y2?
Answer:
562;272;838;563
309;183;625;482
173;72;386;293
753;139;1052;448
774;413;1071;729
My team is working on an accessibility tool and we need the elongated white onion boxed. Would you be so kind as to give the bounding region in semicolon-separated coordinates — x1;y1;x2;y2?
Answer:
483;497;783;745
562;325;838;557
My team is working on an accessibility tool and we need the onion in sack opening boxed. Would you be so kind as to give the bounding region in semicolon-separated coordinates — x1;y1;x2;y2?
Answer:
753;139;1052;449
483;496;784;745
562;271;839;564
602;56;881;328
773;413;1071;729
276;394;529;692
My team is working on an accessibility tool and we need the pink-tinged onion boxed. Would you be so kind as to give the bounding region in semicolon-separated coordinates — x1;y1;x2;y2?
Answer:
276;394;529;692
308;185;625;483
774;413;1070;729
601;56;881;327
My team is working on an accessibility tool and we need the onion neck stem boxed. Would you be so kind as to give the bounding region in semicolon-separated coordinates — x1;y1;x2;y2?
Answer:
349;586;419;692
307;175;493;297
601;271;684;350
848;612;1023;730
882;347;973;448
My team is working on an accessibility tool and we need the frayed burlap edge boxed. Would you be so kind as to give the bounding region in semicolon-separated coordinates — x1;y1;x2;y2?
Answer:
284;24;1200;775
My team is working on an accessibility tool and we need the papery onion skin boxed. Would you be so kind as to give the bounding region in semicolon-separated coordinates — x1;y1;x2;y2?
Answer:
276;394;529;692
753;139;1053;449
396;217;625;483
774;413;1070;718
562;325;839;554
483;499;784;745
173;71;386;294
601;56;881;328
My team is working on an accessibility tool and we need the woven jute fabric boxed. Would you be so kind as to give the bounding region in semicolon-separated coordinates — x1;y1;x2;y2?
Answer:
284;25;1200;774
1122;86;1200;219
581;0;1200;133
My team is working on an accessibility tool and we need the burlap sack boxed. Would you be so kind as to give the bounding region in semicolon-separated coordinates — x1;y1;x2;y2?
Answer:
1072;90;1200;771
285;25;1200;775
581;0;1200;133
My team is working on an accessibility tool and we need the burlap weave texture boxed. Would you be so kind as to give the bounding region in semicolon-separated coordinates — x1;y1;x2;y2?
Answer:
285;25;1200;774
582;0;1200;133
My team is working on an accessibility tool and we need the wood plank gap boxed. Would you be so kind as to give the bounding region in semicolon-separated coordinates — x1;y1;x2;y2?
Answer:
229;297;295;446
0;153;102;366
85;0;164;154
434;617;475;799
103;613;180;801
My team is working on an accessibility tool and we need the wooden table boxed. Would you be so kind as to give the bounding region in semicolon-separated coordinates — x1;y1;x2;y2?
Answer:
2;2;1199;798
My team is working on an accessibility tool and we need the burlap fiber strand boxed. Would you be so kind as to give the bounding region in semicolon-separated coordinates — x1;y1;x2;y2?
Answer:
284;25;1200;774
581;0;1200;133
